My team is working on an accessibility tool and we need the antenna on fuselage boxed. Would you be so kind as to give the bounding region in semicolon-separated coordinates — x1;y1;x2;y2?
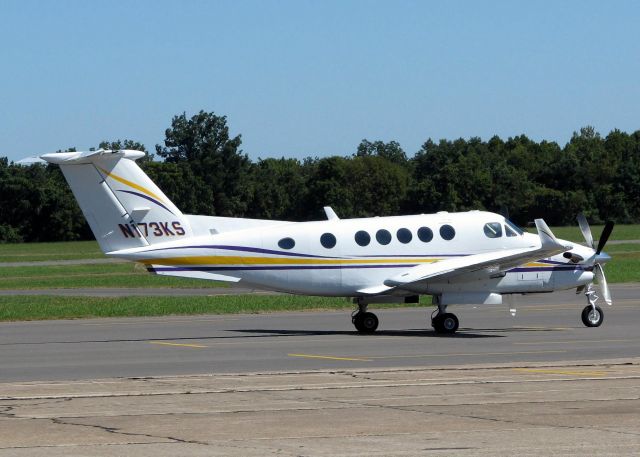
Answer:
324;206;339;221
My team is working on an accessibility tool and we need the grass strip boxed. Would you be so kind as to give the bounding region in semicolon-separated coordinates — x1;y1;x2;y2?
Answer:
0;263;227;289
0;295;428;321
0;241;104;262
0;274;229;290
547;224;640;242
603;243;640;253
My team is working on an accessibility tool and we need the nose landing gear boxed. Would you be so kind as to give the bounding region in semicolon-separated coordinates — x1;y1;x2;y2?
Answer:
581;284;604;327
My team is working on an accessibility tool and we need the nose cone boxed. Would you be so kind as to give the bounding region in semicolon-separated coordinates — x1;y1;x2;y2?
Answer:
596;251;612;265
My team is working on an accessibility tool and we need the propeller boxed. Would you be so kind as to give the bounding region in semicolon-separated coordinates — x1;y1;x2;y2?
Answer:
596;221;614;255
576;214;614;305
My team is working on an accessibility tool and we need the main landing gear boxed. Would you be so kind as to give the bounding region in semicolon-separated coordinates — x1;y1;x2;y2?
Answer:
351;303;379;333
431;305;459;334
581;284;604;327
429;296;460;334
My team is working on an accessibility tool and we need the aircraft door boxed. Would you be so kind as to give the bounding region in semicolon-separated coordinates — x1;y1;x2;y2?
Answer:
311;231;343;295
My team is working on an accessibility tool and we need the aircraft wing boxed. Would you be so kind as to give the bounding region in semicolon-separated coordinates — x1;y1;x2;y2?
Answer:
358;219;571;295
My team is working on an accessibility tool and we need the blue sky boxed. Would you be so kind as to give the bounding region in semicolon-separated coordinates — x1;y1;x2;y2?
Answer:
1;0;639;162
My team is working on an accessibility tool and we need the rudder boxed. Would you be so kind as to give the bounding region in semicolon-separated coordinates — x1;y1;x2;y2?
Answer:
41;150;192;252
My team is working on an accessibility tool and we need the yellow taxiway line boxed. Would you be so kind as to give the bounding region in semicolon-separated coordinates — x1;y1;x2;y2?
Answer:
365;349;567;360
149;341;208;348
288;349;567;363
288;353;372;362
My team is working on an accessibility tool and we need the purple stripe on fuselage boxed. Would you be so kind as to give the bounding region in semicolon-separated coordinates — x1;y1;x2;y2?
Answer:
354;254;468;258
152;264;416;272
143;244;336;259
151;264;582;274
143;245;473;260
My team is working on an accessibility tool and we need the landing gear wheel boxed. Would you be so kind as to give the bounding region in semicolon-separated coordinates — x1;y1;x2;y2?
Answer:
432;313;459;334
353;312;379;333
581;305;603;327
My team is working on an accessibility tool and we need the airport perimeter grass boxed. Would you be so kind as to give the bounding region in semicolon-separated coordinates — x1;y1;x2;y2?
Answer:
0;240;104;262
544;224;640;242
0;295;428;321
0;263;227;289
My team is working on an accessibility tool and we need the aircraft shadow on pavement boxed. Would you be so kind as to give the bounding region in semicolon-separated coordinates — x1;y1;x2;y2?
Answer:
3;325;570;347
2;328;506;346
232;328;504;338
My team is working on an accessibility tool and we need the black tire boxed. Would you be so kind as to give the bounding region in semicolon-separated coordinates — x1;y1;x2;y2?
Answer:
432;314;444;332
354;312;378;333
353;313;364;332
434;313;459;334
581;305;603;327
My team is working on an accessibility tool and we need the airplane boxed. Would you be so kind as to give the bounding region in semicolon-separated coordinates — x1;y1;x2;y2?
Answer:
20;149;614;334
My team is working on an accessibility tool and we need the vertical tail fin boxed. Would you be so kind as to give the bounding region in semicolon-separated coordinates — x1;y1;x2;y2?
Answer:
40;150;192;252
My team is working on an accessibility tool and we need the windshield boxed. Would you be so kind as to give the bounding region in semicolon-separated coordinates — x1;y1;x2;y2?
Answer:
505;219;525;235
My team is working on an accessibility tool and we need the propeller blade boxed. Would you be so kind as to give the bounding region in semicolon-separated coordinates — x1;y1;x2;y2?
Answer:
594;263;612;306
596;221;614;255
577;213;594;248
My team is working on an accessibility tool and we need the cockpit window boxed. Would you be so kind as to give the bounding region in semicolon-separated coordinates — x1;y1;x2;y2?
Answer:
505;219;524;235
483;222;502;238
505;225;518;237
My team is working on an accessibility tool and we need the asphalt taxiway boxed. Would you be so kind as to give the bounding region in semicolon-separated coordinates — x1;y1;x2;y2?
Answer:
0;285;638;382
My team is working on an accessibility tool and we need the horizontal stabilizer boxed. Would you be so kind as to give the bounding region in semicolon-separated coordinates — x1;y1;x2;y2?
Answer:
16;156;47;165
39;149;146;164
148;265;241;283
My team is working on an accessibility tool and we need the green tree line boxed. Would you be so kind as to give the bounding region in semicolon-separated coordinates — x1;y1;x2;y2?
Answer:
1;111;639;243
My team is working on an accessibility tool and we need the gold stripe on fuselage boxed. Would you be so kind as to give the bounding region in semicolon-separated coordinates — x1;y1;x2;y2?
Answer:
142;256;442;266
141;256;557;268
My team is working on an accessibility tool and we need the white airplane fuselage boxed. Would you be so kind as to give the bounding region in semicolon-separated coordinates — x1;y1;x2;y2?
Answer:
113;210;596;301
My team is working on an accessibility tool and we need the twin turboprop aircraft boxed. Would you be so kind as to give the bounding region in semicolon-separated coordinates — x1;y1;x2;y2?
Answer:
23;149;614;334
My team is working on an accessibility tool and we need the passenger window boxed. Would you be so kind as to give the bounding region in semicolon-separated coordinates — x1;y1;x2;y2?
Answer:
320;232;337;249
505;225;517;237
439;224;456;241
417;226;433;242
483;222;502;238
355;231;370;246
396;228;412;244
376;229;392;245
278;237;295;249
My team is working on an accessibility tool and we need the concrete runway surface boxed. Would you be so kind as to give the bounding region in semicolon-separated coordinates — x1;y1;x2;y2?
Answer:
1;284;639;455
1;360;639;456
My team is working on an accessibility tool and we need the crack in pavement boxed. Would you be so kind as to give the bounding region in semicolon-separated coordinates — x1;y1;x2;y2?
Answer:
0;398;212;449
317;394;640;440
48;416;211;446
